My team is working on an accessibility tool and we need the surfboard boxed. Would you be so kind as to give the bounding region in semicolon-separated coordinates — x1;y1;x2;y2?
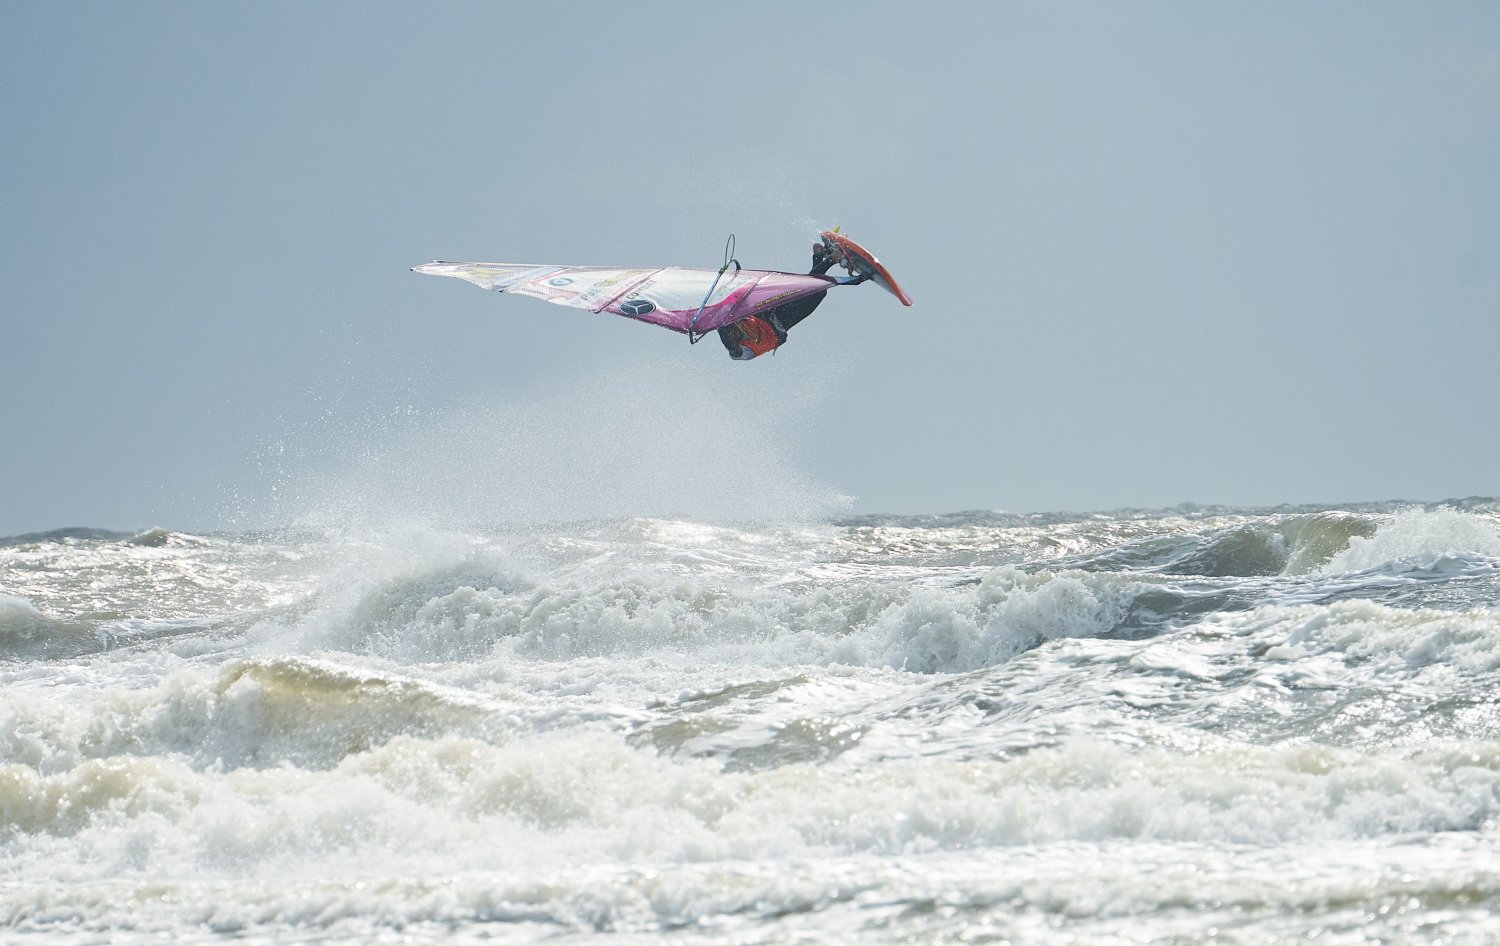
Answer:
820;230;913;306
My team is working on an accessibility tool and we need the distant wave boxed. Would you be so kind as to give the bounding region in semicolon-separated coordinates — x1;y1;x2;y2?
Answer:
1034;506;1500;580
0;526;206;547
0;526;133;545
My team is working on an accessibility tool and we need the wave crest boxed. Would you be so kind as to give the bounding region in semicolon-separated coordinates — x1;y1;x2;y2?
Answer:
0;594;100;660
1321;507;1500;575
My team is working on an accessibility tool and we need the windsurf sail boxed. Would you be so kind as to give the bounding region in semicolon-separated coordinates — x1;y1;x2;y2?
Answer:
411;260;840;335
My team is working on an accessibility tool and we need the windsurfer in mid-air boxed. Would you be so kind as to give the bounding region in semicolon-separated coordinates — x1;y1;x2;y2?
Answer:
412;229;911;358
717;242;855;361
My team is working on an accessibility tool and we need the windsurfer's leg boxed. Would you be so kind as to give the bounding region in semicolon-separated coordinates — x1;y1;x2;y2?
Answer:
767;243;837;334
768;291;826;333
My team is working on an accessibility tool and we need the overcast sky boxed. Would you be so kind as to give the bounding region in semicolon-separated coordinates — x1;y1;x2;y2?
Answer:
3;2;1497;535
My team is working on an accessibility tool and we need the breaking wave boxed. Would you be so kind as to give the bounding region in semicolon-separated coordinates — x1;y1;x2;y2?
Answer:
0;593;100;660
7;500;1500;944
1322;506;1500;574
260;552;1148;675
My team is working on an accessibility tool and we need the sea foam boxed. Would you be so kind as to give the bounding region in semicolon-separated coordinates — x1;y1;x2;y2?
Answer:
1322;506;1500;574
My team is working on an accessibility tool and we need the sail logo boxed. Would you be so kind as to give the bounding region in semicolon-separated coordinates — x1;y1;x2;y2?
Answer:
620;299;656;316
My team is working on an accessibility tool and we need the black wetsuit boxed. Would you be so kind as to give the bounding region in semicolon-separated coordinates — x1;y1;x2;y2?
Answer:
718;252;839;359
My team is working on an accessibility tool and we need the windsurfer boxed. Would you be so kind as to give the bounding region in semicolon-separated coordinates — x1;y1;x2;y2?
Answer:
414;229;907;354
718;243;845;360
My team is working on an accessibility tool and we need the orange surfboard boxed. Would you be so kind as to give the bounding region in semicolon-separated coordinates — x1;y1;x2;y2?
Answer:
819;230;913;306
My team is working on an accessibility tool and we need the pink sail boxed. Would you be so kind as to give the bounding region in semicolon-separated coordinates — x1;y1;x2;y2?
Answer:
411;261;838;334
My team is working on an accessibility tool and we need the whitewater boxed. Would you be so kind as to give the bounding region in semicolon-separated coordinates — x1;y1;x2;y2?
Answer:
4;500;1500;944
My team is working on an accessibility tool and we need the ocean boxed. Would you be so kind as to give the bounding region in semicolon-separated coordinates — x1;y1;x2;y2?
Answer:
4;500;1500;944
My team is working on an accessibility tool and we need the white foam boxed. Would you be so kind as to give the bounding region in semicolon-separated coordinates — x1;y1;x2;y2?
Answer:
257;545;1146;676
1233;598;1500;674
1322;507;1500;574
832;566;1142;672
5;728;1500;939
9;505;1500;943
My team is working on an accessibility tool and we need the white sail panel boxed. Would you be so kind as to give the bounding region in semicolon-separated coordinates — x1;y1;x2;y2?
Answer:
410;262;562;292
623;268;758;313
508;267;657;311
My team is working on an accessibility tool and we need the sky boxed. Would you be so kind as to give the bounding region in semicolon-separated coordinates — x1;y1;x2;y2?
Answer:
2;2;1498;534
